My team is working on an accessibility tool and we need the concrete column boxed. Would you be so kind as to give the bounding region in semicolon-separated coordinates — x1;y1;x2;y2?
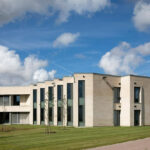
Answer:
53;84;57;126
73;79;78;127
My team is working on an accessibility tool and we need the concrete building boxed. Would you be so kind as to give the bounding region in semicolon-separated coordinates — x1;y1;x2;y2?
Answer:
0;73;150;127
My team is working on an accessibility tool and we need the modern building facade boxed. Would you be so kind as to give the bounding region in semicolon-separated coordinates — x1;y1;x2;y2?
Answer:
0;73;150;127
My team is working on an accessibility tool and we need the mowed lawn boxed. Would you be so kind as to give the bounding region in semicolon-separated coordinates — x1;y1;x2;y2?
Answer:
1;125;150;150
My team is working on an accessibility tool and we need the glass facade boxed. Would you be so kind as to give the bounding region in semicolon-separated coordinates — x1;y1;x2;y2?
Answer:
57;107;62;122
67;83;73;126
33;89;37;124
0;96;9;106
78;80;85;126
57;85;63;101
40;88;45;102
134;87;140;103
13;95;20;106
33;89;37;103
48;87;54;124
48;87;54;101
67;83;73;99
40;108;45;122
114;87;121;103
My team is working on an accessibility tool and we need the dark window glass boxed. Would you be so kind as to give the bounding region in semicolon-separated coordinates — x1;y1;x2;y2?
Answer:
57;107;62;122
67;83;73;99
134;87;140;103
114;110;120;126
13;95;20;105
134;110;140;126
57;85;63;101
41;108;44;122
3;96;9;106
114;87;121;103
0;96;3;106
79;105;84;122
49;107;53;122
67;106;72;122
33;89;37;103
78;80;85;98
33;108;37;122
48;87;53;101
40;88;45;102
0;113;9;124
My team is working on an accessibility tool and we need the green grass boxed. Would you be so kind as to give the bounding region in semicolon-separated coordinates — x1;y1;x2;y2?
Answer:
1;125;150;150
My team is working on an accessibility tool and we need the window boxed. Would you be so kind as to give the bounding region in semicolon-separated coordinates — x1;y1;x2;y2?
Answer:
114;87;121;103
33;89;37;103
0;96;9;106
78;80;85;98
33;108;37;122
13;96;20;106
40;88;45;102
48;87;53;101
57;107;62;122
134;110;140;126
134;87;140;103
57;85;63;101
67;83;73;99
0;96;3;106
40;108;45;122
49;107;53;122
67;106;72;122
79;105;84;122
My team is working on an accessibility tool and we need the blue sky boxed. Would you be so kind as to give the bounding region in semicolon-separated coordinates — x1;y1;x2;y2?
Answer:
0;0;150;85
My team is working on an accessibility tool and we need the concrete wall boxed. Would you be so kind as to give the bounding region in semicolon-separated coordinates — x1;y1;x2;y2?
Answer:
93;74;121;126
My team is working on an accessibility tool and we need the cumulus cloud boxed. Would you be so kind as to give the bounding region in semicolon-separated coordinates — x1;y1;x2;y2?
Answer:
0;45;56;86
53;32;80;48
33;69;56;83
99;41;150;75
0;0;110;26
133;1;150;32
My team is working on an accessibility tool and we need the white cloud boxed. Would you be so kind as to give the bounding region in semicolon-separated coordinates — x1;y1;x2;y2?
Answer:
99;41;150;75
0;0;110;26
53;32;80;48
133;1;150;32
33;69;56;83
0;45;56;86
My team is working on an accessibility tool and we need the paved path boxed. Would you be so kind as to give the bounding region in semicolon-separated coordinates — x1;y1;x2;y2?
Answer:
88;138;150;150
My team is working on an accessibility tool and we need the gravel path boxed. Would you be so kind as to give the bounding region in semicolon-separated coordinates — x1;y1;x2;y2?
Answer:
88;138;150;150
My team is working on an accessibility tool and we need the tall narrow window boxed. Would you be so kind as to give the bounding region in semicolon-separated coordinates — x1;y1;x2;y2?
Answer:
67;106;72;122
48;87;54;101
134;110;140;126
40;88;45;102
79;105;84;122
134;87;140;103
0;96;3;106
57;85;63;101
33;89;37;103
41;108;44;122
78;81;85;98
78;80;85;126
33;89;37;124
67;83;73;99
57;107;62;122
49;107;53;122
114;87;121;103
33;108;37;122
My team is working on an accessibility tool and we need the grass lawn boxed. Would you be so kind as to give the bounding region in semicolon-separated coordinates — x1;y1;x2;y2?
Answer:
1;125;150;150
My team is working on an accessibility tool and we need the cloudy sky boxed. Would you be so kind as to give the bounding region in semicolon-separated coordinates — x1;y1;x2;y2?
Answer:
0;0;150;86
